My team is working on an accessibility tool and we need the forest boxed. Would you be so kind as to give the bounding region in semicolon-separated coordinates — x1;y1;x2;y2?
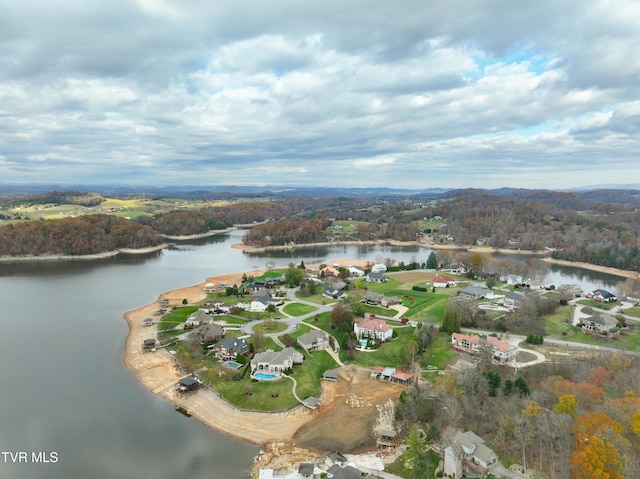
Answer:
400;349;640;479
2;188;640;268
0;215;160;256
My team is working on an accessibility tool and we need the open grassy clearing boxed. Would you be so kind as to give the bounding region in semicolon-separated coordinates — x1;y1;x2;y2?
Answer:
282;302;317;317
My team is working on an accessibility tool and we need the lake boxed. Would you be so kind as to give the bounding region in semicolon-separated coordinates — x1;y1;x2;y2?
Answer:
0;229;623;478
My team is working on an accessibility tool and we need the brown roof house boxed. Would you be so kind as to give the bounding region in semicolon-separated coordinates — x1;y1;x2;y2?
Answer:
354;317;393;342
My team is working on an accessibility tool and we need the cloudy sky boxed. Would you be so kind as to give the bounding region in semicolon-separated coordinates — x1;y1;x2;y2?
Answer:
1;0;639;190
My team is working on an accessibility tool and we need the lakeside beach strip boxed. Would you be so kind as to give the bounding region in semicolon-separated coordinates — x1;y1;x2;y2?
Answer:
122;269;316;445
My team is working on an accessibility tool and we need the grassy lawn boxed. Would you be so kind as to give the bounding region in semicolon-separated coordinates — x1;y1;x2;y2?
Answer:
347;327;414;367
282;302;318;317
540;305;574;335
576;299;617;310
386;450;440;479
623;307;640;318
253;320;289;335
157;306;198;330
209;348;337;411
423;332;456;369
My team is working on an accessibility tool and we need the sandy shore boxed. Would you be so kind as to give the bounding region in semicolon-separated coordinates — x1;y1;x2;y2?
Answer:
122;269;317;445
0;244;168;262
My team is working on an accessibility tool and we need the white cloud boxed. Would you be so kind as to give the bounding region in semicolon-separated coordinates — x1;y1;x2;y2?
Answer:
1;1;639;188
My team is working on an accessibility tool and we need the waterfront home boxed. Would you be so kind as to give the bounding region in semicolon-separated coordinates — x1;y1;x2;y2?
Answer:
141;317;154;327
244;281;266;295
191;323;225;343
250;347;304;378
500;274;523;285
365;271;386;283
209;337;250;361
202;282;216;292
354;317;393;342
347;266;365;277
444;430;497;479
587;289;617;302
371;263;387;273
142;338;157;351
201;300;231;315
185;310;209;327
297;330;330;352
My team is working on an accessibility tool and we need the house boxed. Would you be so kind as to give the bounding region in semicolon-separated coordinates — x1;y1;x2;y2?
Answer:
209;337;250;360
322;369;340;382
503;291;525;310
304;396;321;409
202;282;216;292
319;266;340;277
365;272;386;283
325;451;348;468
500;274;523;285
581;314;618;334
444;430;498;479
451;333;481;354
323;287;347;300
458;285;490;300
430;274;457;288
250;347;304;378
486;336;518;363
159;299;171;308
361;291;399;307
371;263;387;273
354;317;393;342
141;317;154;327
376;428;399;449
347;266;365;277
185;310;209;327
297;330;330;352
298;463;314;479
452;333;516;363
201;300;231;315
191;323;224;343
249;295;283;312
327;464;373;479
587;289;617;302
244;281;266;295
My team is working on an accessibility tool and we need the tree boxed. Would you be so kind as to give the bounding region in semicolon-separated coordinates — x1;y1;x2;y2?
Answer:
405;425;428;479
331;303;345;328
554;394;578;418
285;267;304;286
570;434;624;479
426;252;438;269
515;376;530;397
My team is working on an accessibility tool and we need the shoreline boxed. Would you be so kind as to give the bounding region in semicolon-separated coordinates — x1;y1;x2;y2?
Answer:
0;244;167;262
122;269;316;446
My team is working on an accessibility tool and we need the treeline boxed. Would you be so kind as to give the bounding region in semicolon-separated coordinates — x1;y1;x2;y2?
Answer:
0;215;160;256
242;217;330;246
139;209;232;236
0;190;104;208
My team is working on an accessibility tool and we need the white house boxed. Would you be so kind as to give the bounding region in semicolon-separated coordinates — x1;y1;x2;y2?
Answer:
430;274;457;288
354;317;393;342
371;263;387;273
347;266;365;277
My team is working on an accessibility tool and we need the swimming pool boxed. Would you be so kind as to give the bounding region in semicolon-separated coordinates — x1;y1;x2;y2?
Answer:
254;372;278;381
225;361;242;369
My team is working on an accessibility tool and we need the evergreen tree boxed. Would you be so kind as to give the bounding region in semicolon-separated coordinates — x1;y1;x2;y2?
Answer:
426;252;438;269
406;425;428;479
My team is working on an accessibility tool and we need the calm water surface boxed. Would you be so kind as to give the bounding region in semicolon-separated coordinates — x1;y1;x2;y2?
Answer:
0;230;623;478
